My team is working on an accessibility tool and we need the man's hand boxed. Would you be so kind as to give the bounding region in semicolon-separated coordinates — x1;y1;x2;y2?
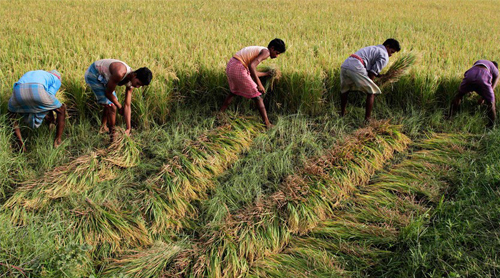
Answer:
258;84;266;94
118;105;125;116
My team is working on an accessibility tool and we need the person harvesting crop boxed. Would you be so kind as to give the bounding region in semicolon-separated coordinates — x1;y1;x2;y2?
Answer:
8;70;66;151
340;39;401;122
85;59;152;139
220;38;286;128
449;60;499;127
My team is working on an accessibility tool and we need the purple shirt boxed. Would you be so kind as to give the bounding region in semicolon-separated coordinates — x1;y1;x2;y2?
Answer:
473;60;498;83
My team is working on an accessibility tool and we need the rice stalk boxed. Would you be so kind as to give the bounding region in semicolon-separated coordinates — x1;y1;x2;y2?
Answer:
175;121;410;277
2;151;114;215
102;240;189;278
104;127;141;168
249;133;477;277
140;117;264;232
73;198;151;252
376;52;417;88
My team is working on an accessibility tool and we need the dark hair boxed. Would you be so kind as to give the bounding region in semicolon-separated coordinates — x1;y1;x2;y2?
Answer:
492;61;498;69
383;38;401;52
268;38;286;53
135;67;153;86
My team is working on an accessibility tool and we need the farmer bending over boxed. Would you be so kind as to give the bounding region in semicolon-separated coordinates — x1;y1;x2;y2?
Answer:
85;59;152;139
450;60;498;127
220;38;286;128
8;70;66;151
340;38;401;122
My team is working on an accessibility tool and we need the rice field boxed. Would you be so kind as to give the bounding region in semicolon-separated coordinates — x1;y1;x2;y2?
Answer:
2;0;500;277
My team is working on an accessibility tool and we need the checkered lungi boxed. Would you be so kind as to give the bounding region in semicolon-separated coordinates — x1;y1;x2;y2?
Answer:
85;62;117;105
226;57;261;99
340;67;381;95
8;83;62;128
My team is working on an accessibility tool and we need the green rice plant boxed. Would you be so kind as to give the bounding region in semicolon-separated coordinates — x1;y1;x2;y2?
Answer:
139;117;264;232
0;213;95;277
104;127;141;168
2;151;114;222
74;197;151;252
376;52;418;89
249;133;478;277
102;240;190;278
258;65;282;92
162;121;410;277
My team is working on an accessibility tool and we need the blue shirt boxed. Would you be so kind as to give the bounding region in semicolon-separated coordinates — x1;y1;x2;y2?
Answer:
341;45;389;76
14;70;61;96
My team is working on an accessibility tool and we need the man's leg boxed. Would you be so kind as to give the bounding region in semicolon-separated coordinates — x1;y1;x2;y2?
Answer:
220;93;235;112
9;112;25;152
100;105;109;133
340;92;349;117
449;91;468;119
253;96;271;128
106;104;117;134
486;101;496;127
365;94;375;122
45;111;55;126
53;104;66;148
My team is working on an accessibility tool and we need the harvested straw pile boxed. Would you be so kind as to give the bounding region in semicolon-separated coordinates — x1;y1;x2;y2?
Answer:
250;133;477;277
376;52;417;88
140;117;264;233
105;127;141;168
126;121;410;277
3;127;139;223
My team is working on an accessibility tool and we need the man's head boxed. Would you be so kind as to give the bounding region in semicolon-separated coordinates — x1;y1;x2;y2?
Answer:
268;38;286;59
383;38;401;57
130;67;153;88
492;61;498;69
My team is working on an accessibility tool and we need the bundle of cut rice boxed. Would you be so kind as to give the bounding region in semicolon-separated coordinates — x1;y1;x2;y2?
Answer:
258;66;282;91
376;52;417;88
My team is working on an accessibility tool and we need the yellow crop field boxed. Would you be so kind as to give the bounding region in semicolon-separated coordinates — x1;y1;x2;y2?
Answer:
1;1;500;277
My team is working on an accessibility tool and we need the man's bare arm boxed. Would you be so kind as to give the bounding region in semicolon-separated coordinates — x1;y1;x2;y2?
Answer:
105;63;127;109
249;49;271;93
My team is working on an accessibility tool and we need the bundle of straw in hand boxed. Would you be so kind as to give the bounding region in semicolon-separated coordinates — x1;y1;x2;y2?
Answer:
376;52;417;88
258;66;282;91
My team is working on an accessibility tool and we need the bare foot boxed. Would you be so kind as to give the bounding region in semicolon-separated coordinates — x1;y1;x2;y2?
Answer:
54;138;62;148
99;125;110;134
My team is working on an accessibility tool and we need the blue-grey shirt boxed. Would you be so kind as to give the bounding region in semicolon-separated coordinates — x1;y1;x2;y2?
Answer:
341;45;389;76
14;70;61;96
